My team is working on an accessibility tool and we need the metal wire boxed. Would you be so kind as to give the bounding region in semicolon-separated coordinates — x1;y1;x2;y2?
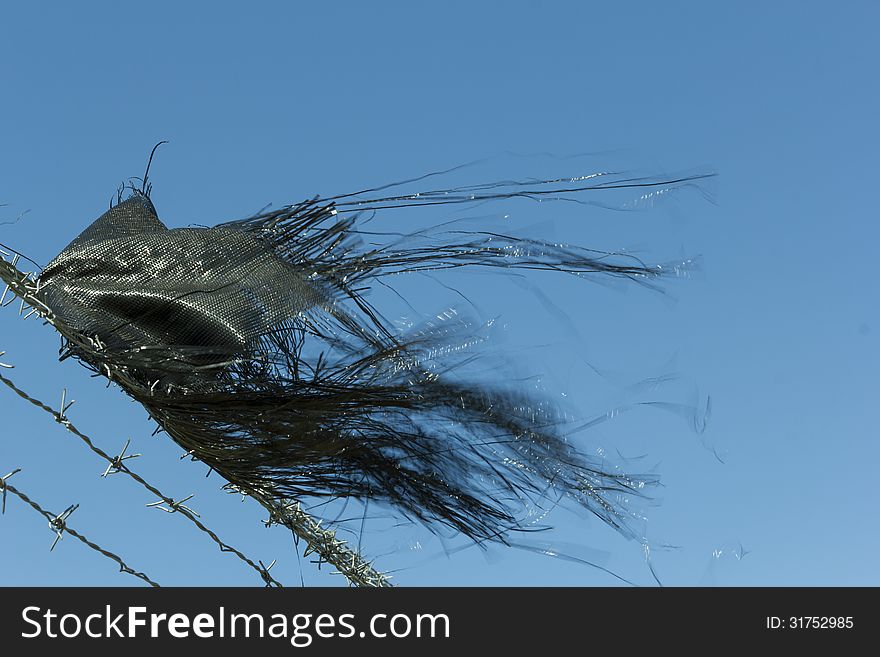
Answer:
0;470;159;587
0;368;282;587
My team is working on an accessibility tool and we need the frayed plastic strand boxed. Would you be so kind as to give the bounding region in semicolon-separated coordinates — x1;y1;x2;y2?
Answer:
29;162;713;548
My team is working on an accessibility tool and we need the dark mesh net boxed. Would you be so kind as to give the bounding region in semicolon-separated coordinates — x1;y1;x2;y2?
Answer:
33;170;709;545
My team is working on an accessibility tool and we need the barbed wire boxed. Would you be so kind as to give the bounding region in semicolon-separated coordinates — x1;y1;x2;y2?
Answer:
0;468;160;587
246;490;391;587
0;365;282;587
0;246;390;586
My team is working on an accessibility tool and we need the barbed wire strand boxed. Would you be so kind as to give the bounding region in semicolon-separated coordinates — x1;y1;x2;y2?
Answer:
0;367;283;587
0;471;160;587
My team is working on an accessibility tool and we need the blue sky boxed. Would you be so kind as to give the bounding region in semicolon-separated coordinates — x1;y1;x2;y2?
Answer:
0;1;877;586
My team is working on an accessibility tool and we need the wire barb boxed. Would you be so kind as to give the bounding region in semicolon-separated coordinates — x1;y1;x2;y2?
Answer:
101;438;141;477
49;503;79;551
1;468;22;514
146;493;199;517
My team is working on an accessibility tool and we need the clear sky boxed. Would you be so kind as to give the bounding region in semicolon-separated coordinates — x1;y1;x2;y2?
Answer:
0;1;876;587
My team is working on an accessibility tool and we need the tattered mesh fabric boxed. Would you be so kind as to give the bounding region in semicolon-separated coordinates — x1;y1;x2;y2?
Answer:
33;169;706;547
